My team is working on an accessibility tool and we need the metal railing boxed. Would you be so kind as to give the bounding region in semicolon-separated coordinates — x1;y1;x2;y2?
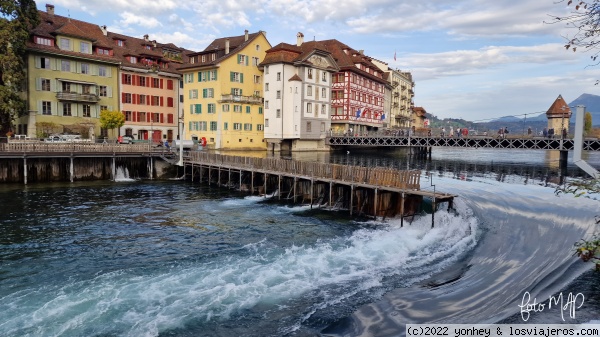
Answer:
56;92;100;102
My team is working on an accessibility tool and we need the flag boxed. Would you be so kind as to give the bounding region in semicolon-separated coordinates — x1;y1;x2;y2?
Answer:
362;108;367;117
355;108;361;118
381;113;386;120
394;51;396;61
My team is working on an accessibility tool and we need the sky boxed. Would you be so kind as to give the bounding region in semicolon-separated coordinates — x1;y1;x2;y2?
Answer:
38;0;600;122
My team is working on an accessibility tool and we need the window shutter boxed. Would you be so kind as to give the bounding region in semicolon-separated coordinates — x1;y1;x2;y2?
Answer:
160;113;164;123
35;57;41;69
107;67;112;77
239;89;242;95
189;90;192;99
37;100;42;114
231;88;235;95
107;86;112;97
122;73;127;84
190;104;193;114
202;89;207;98
122;92;126;103
160;96;164;106
240;73;243;83
132;94;137;105
50;79;56;92
160;79;163;89
237;55;241;63
189;121;192;131
230;72;234;82
35;78;41;91
245;57;248;66
198;104;202;113
167;79;173;90
198;72;201;82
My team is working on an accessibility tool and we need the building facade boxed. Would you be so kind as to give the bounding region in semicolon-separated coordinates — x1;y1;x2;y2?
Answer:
179;30;270;150
371;60;415;129
110;33;187;143
546;94;572;135
259;33;339;152
22;4;120;139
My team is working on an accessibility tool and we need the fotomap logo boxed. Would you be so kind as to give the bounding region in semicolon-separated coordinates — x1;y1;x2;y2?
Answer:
518;291;585;322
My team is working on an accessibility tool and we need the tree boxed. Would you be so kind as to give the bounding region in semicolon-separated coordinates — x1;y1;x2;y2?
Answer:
0;0;40;135
585;111;593;134
99;109;125;139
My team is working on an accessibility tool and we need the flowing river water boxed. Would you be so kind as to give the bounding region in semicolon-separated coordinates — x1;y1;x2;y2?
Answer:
0;148;599;336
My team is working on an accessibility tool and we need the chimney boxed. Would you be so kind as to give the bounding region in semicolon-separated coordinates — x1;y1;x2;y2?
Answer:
152;40;157;48
225;38;230;54
359;50;364;55
143;34;149;42
100;25;107;36
296;32;304;46
46;4;55;15
244;29;248;41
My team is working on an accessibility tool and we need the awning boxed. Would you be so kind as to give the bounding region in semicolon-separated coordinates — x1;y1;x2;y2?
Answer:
56;78;97;85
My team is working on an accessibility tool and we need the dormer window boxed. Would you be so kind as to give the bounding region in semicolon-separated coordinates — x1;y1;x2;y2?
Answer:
190;57;195;64
129;56;137;63
145;45;151;50
96;48;110;55
201;55;206;62
211;53;216;61
115;39;124;46
34;36;53;46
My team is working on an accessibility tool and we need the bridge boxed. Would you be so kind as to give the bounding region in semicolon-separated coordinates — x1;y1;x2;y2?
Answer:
326;133;600;152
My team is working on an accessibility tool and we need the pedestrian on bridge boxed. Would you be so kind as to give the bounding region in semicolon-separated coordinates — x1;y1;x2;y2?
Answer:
543;127;548;138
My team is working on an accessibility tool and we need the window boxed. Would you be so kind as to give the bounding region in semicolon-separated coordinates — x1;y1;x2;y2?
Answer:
83;104;91;117
124;111;132;121
167;97;174;107
97;48;109;55
276;90;281;99
307;85;312;96
254;75;261;84
61;60;71;72
321;104;327;115
230;72;243;83
321;122;325;132
184;73;194;83
224;122;228;130
82;85;91;94
232;88;242;96
307;103;312;114
321;88;327;98
81;63;89;74
139;95;146;105
208;104;216;113
80;42;90;54
123;93;132;103
167;80;174;90
41;79;51;91
201;55;206;63
98;66;107;77
60;38;71;50
252;57;259;66
100;105;108;112
233;105;242;113
265;119;269;127
42;101;51;115
322;72;327;82
277;72;281;81
61;82;71;92
39;57;50;69
258;107;263;114
35;37;53;46
152;96;160;106
246;106;250;114
190;89;198;99
222;104;230;112
276;109;281;118
233;123;242;130
265;100;269;109
210;121;217;131
63;102;72;116
123;74;132;85
192;104;202;114
139;76;146;87
254;90;260;97
129;56;137;63
153;78;160;88
202;88;214;98
257;124;263;131
265;66;269;74
238;54;247;65
307;68;313;79
244;123;252;131
115;39;124;46
265;83;269;92
307;121;312;132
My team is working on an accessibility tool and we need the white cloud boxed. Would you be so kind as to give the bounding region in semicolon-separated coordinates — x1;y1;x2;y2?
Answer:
118;12;163;29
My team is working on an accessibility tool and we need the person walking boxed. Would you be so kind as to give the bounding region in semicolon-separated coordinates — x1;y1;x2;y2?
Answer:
449;126;454;138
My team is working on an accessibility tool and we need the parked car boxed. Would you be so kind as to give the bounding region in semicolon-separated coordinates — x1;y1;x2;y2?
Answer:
118;136;133;144
43;135;64;142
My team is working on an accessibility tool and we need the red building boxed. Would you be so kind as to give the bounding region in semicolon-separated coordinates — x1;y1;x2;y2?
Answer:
298;40;388;135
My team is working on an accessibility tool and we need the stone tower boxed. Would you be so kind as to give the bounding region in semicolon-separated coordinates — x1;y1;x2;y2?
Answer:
546;95;572;135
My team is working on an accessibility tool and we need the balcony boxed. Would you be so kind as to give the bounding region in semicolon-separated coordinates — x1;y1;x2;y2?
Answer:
56;92;100;103
392;102;399;108
218;94;263;105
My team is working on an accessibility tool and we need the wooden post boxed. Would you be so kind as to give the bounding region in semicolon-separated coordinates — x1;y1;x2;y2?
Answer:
293;177;297;203
350;185;354;216
209;166;212;185
264;173;268;197
228;168;231;188
239;170;242;192
374;188;378;217
310;178;314;209
112;157;116;181
329;182;333;207
278;175;281;200
251;171;254;195
400;192;405;227
149;157;153;180
23;157;27;185
218;167;221;186
70;156;74;183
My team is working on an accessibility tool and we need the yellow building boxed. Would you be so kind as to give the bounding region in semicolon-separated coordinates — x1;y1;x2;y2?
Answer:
20;4;120;139
179;30;271;150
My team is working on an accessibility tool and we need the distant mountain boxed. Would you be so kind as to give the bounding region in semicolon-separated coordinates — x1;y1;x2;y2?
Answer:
569;93;600;126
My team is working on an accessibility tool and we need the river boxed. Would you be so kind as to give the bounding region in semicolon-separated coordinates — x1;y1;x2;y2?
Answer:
0;148;598;337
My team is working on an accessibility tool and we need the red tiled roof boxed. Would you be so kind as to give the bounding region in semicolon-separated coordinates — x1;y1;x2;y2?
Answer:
261;39;387;84
413;107;427;117
546;95;572;117
288;74;302;81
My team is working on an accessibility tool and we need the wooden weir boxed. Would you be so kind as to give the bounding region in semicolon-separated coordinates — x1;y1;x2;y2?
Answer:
183;153;455;226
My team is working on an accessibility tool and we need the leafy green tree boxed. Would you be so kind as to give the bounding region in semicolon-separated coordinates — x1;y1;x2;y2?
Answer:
585;111;593;134
99;109;125;139
0;0;40;135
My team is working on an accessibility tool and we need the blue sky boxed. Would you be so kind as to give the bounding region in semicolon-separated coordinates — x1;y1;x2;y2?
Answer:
40;0;600;121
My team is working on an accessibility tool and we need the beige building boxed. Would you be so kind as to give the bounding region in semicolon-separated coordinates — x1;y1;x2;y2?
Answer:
372;60;415;129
